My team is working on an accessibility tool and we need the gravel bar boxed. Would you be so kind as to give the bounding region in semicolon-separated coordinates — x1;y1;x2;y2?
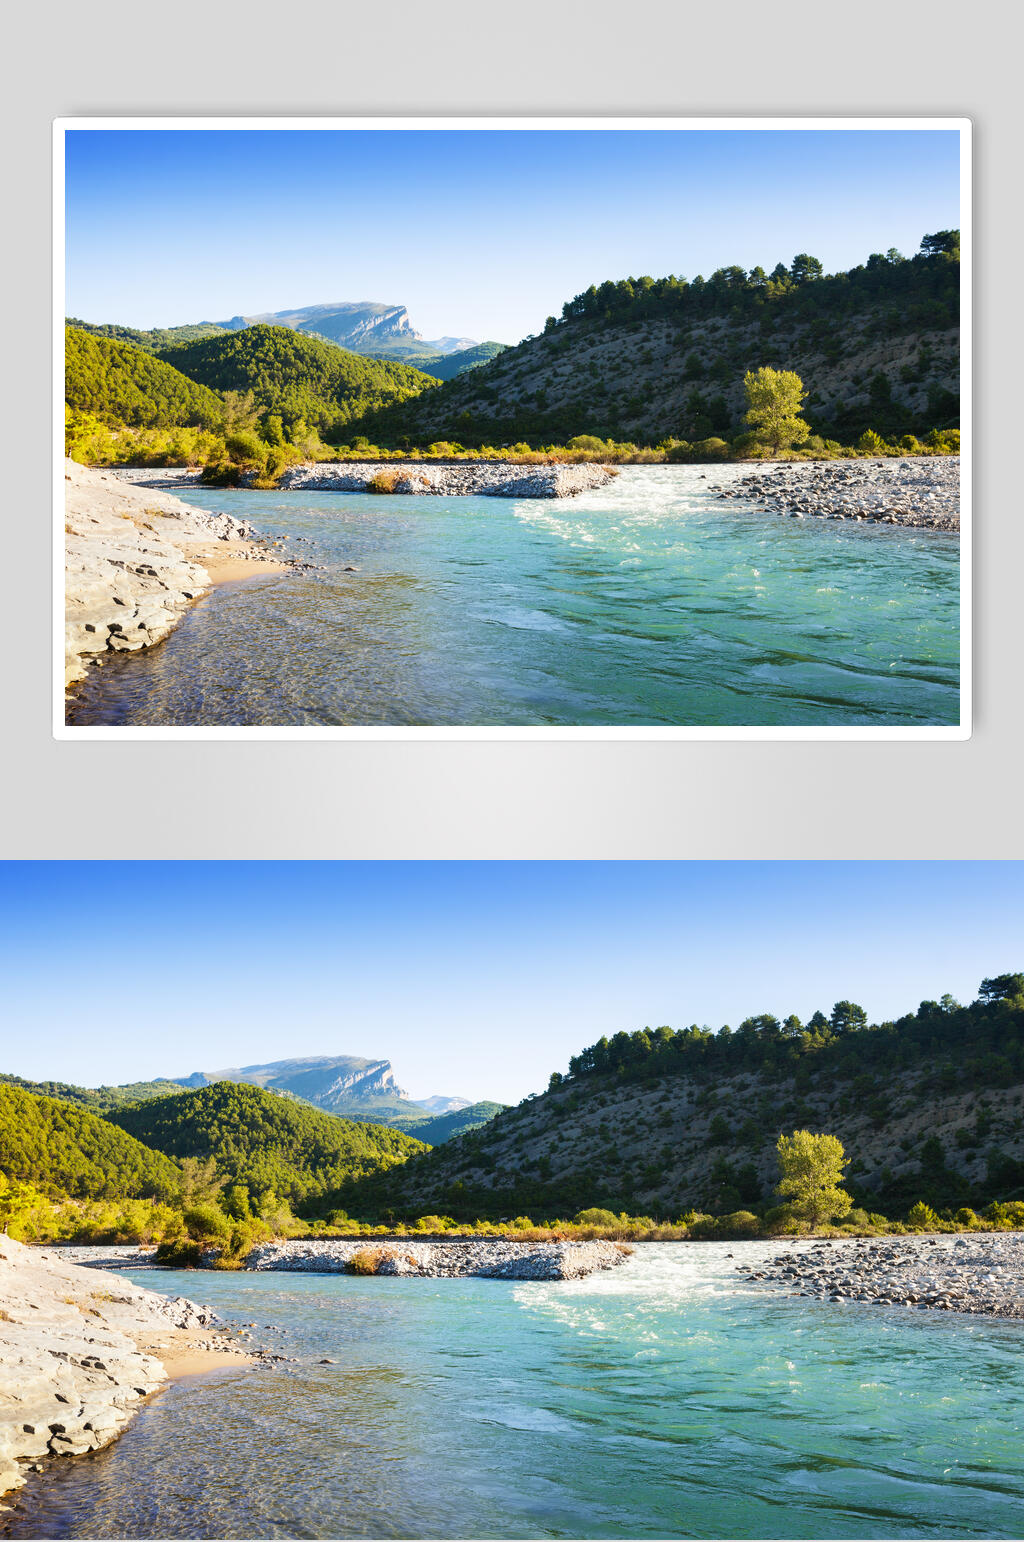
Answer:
244;1238;633;1279
741;1233;1024;1317
718;456;959;530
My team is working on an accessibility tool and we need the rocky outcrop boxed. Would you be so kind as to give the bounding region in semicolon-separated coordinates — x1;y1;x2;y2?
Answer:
64;459;281;689
719;456;960;530
0;1236;229;1498
277;461;616;498
244;1238;633;1280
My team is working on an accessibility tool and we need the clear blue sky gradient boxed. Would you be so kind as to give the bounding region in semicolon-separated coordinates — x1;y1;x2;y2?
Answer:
0;862;1014;1104
64;128;961;343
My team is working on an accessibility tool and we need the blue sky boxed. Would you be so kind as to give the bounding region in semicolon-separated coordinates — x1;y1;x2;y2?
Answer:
64;127;961;343
0;862;1014;1104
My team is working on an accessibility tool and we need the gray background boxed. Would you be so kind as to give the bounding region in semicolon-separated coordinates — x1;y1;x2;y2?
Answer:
5;0;1016;858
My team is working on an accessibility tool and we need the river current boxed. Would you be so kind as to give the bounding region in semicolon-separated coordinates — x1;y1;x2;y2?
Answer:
65;468;959;728
8;1243;1023;1539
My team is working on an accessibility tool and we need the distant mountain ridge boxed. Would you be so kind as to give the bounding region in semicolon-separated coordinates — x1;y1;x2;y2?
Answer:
180;1054;409;1103
68;306;508;384
221;301;419;351
171;1055;503;1141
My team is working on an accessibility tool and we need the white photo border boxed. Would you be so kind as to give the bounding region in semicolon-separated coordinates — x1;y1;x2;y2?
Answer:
53;116;972;742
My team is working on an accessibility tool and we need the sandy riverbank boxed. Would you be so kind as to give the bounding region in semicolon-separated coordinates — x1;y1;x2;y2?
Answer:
64;460;295;690
0;1236;270;1500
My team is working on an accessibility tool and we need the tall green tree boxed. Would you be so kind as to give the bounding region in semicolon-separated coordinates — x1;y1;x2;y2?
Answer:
775;1130;852;1228
790;254;824;284
743;366;809;453
829;1001;868;1035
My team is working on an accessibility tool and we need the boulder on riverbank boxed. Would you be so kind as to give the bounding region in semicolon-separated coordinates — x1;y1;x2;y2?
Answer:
0;1235;229;1499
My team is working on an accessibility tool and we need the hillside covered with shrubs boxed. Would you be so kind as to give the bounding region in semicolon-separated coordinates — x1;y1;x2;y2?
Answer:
354;232;960;452
342;973;1024;1224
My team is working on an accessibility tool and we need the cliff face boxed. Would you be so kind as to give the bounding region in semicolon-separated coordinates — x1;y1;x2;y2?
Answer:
223;302;419;350
181;1056;412;1110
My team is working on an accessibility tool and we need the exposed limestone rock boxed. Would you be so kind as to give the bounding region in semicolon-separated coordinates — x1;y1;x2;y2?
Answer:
64;459;274;690
0;1236;229;1499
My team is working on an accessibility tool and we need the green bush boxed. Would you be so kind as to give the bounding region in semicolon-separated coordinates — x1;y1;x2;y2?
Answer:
907;1201;940;1230
414;1214;457;1232
182;1201;232;1241
728;432;762;459
224;429;267;465
761;1203;802;1234
691;437;731;461
573;1207;620;1227
715;1210;762;1237
857;429;888;454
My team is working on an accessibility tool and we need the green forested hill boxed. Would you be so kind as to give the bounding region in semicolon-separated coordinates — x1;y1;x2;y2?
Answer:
159;324;438;440
65;327;226;430
420;342;508;381
404;1100;507;1143
66;318;228;352
347;973;1024;1223
106;1081;428;1212
353;234;960;448
0;1084;183;1201
0;1072;188;1113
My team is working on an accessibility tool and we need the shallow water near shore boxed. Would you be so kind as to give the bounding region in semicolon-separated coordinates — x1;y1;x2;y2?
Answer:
65;467;959;727
8;1244;1023;1540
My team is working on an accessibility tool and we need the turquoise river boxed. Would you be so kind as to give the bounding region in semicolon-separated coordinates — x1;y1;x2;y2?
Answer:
65;467;960;728
6;1244;1023;1539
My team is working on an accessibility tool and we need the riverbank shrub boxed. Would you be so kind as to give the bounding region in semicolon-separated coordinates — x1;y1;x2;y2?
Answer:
347;1248;385;1274
367;470;401;493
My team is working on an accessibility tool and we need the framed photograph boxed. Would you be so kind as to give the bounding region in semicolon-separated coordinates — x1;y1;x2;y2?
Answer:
56;118;969;739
